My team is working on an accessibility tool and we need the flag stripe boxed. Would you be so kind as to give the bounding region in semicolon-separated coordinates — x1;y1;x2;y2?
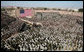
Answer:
20;9;32;17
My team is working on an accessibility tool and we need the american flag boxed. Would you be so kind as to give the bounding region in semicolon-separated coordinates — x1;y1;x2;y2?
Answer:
20;9;32;17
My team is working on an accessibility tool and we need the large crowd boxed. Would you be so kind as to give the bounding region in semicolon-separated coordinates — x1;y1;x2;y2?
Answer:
1;11;83;51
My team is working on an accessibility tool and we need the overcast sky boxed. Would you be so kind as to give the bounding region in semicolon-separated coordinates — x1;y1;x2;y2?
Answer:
1;1;83;9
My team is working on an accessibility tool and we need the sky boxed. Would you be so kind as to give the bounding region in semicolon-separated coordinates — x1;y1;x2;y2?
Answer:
1;1;83;9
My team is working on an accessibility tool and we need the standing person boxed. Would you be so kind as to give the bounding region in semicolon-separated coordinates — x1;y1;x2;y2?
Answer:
15;7;20;18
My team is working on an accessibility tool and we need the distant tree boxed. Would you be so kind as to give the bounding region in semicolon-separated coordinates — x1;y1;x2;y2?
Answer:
52;8;57;10
58;9;61;11
44;8;47;10
78;8;83;12
1;8;5;11
72;10;74;12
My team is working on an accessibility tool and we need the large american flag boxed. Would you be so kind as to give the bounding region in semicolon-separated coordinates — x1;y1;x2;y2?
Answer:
20;9;32;17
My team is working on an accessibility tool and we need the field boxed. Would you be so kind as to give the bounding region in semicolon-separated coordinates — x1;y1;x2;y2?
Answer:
1;10;83;51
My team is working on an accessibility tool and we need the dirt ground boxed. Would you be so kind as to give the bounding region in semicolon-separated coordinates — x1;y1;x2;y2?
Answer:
34;10;83;17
